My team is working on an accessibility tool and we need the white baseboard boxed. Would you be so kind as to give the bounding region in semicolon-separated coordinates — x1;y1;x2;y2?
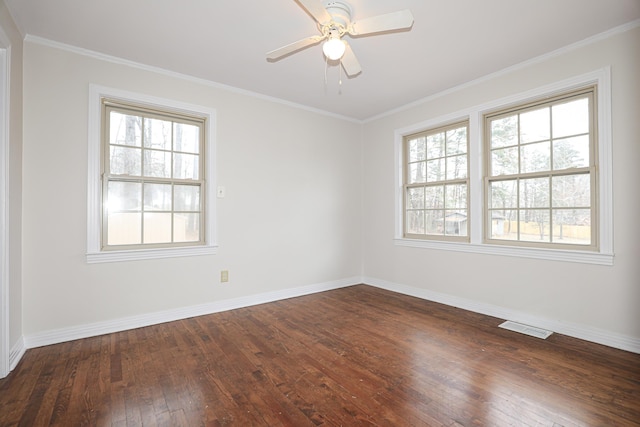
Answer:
9;336;26;371
363;276;640;354
12;275;638;374
23;276;360;350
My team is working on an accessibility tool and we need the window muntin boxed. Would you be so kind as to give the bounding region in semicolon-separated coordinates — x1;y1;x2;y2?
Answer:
102;100;205;250
485;88;596;249
404;122;469;240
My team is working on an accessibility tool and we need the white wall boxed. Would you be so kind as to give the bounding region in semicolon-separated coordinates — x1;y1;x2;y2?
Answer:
21;41;363;336
0;0;23;369
17;23;640;354
362;25;640;347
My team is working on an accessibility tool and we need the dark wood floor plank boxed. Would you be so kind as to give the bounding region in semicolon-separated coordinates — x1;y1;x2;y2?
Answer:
1;285;639;426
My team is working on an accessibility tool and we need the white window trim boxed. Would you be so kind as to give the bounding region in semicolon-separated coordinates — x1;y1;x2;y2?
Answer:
394;68;614;265
87;84;218;263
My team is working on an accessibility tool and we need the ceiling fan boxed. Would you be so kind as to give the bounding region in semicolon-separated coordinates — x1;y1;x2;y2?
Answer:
266;0;414;77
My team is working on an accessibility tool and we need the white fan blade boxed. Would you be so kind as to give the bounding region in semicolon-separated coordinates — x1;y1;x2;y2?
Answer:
349;10;414;36
267;35;325;61
341;42;361;77
295;0;332;24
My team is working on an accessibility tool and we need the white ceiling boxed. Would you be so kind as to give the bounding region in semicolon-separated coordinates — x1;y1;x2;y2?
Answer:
5;0;640;121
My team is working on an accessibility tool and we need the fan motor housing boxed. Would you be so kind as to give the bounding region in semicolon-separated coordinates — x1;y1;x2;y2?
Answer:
323;1;352;29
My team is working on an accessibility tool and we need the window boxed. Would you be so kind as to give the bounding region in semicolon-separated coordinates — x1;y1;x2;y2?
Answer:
394;69;613;265
87;85;217;263
403;122;469;241
103;100;205;249
485;87;596;250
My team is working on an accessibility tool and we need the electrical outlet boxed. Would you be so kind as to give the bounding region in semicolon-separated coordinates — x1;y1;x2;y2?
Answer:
220;270;229;283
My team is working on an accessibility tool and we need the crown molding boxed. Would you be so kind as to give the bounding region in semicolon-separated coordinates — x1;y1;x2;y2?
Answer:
23;34;363;124
365;19;640;123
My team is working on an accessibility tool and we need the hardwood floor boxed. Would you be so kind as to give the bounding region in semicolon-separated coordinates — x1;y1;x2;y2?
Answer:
1;285;639;426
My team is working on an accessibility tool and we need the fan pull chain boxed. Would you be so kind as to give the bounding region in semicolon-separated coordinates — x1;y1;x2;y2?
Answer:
338;60;343;95
324;55;329;95
323;56;343;95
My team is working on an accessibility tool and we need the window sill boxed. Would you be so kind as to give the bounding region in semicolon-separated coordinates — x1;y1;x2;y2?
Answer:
86;244;218;264
394;238;614;266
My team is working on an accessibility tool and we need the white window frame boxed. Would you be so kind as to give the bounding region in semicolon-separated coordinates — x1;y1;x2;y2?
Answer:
403;121;470;241
87;85;218;263
394;68;613;265
484;87;597;250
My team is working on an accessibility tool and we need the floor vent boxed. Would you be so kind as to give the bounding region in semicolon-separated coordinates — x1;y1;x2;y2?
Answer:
499;321;553;339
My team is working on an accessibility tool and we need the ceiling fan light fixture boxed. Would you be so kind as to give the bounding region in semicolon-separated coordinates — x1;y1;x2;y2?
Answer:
266;0;414;78
322;37;346;60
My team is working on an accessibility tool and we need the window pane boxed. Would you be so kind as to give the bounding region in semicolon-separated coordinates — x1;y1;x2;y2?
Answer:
403;121;468;241
519;210;550;242
144;118;172;150
490;180;517;209
491;147;518;176
489;209;517;240
110;146;141;176
552;98;589;138
144;149;171;178
107;181;141;211
144;183;171;211
520;107;550;143
490;115;518;148
552;174;590;207
175;123;200;154
408;137;425;162
110;112;141;147
446;155;467;180
103;103;206;250
174;213;200;242
406;187;424;209
174;153;199;180
408;162;426;184
426;158;445;182
552;209;591;245
406;210;425;234
519;177;549;208
143;213;172;244
521;141;550;173
446;184;466;209
553;135;589;170
446;127;467;155
444;210;467;236
107;212;141;245
426;133;444;159
426;210;444;235
175;185;200;212
425;185;444;209
485;89;595;249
